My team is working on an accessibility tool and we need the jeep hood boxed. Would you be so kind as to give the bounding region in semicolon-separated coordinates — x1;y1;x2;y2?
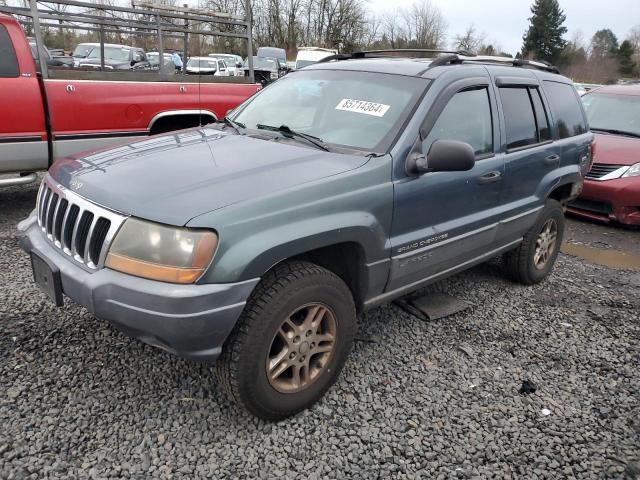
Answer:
49;127;369;226
592;132;640;166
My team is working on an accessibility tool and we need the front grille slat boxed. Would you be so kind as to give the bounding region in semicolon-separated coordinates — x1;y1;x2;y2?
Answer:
89;218;111;266
74;211;94;259
40;187;51;228
36;177;127;270
46;194;59;235
586;163;625;180
63;204;80;251
81;213;98;264
53;198;68;243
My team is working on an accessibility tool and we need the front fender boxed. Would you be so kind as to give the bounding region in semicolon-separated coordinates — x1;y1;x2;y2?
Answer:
188;155;394;284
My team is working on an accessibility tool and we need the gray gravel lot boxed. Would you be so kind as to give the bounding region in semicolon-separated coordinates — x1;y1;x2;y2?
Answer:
1;181;639;479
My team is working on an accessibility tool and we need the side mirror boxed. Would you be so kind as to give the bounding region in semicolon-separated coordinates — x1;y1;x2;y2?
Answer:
406;139;475;176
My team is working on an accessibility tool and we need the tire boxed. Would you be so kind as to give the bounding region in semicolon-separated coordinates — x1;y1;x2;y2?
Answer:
214;260;356;420
503;199;565;285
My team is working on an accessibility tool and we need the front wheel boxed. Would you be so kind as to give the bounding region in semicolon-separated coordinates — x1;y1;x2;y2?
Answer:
503;199;565;285
214;261;356;420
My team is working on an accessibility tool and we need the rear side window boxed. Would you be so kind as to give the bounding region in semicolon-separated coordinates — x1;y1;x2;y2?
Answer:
423;87;493;156
0;25;20;78
500;88;538;149
543;81;588;138
530;88;551;142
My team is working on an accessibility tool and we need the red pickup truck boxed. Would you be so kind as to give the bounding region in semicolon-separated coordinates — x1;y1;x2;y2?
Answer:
0;13;260;187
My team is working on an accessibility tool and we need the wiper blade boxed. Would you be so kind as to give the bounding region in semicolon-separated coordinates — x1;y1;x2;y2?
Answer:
256;124;330;152
222;117;245;134
591;128;640;138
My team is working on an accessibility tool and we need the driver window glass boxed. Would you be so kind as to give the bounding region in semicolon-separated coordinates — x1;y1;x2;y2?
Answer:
423;87;493;157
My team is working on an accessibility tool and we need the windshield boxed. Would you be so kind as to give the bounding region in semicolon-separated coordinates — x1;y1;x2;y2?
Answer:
582;93;640;137
230;69;427;152
87;46;131;61
187;58;217;69
72;44;94;57
295;60;317;69
244;57;277;70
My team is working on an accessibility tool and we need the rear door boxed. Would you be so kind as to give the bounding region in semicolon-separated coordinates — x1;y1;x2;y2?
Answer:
541;80;592;176
387;76;504;292
493;77;559;242
0;21;48;173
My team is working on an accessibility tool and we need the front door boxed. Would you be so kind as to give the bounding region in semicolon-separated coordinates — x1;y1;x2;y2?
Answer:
387;81;504;293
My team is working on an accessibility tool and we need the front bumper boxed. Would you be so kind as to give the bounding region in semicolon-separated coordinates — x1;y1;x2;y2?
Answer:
567;177;640;226
18;213;259;362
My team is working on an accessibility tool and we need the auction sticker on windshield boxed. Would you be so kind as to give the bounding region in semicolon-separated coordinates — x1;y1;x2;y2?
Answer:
336;99;390;117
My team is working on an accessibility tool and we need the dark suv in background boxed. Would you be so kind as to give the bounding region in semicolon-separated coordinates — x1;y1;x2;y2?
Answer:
19;50;592;420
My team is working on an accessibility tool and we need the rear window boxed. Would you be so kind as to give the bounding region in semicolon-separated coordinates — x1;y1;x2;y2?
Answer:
0;25;19;78
500;87;553;149
500;88;538;149
543;81;588;139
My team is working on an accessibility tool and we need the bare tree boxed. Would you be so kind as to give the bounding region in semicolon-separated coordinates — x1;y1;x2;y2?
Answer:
452;24;485;53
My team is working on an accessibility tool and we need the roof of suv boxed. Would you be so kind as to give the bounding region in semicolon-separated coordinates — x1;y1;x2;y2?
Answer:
305;54;567;82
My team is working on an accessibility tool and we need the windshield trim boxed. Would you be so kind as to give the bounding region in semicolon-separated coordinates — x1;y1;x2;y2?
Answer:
230;69;430;155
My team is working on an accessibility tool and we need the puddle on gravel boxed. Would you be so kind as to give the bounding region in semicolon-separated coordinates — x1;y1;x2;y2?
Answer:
561;243;640;270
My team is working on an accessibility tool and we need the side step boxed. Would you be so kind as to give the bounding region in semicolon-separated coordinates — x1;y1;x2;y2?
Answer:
0;173;38;187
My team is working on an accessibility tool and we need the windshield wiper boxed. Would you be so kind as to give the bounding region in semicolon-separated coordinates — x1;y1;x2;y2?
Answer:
256;124;331;152
222;117;245;134
591;128;640;138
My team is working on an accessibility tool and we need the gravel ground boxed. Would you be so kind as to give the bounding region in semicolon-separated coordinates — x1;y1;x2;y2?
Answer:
1;181;639;479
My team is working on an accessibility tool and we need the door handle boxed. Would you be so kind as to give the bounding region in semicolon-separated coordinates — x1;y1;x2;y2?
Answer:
179;85;187;93
65;84;76;93
544;154;560;166
477;171;502;184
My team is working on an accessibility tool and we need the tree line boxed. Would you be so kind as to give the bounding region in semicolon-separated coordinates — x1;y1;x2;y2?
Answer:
5;0;639;82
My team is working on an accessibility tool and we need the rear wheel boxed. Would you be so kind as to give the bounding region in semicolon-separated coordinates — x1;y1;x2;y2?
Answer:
214;261;356;420
503;199;564;285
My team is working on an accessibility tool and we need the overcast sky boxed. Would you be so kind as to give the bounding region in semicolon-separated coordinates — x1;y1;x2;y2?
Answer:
367;0;640;55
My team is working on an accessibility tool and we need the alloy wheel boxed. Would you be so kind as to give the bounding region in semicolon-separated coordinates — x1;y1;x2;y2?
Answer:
533;218;558;270
266;303;337;393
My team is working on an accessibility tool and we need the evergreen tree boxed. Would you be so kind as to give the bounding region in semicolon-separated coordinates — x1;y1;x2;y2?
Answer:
521;0;567;64
618;40;637;77
591;29;619;57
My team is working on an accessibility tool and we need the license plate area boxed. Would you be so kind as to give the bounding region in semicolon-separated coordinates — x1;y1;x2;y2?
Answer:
31;251;63;307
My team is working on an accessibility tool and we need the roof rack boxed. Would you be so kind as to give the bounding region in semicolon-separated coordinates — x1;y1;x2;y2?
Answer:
317;48;475;63
429;54;559;73
318;49;560;74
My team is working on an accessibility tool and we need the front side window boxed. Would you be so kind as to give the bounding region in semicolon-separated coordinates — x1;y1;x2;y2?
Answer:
543;81;588;139
0;25;19;78
230;69;428;152
423;87;493;156
581;93;640;138
500;87;538;149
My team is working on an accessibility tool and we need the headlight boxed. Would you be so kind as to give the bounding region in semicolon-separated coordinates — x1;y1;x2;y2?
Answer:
270;72;278;79
622;162;640;178
105;218;218;284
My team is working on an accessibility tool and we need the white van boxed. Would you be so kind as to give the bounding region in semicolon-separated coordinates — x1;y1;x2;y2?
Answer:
295;47;338;69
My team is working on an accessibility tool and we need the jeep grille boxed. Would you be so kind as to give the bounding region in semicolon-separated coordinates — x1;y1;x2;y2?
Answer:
36;176;127;270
